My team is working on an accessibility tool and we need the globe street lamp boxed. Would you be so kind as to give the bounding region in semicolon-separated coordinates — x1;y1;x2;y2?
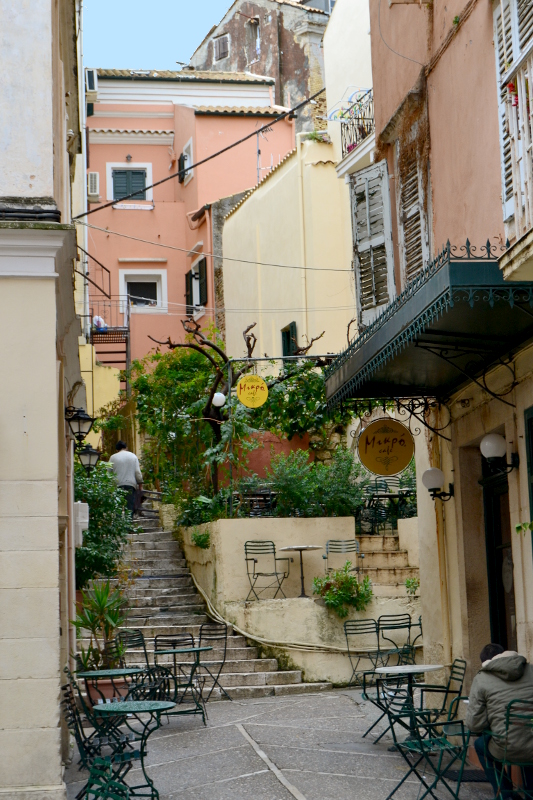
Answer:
422;467;454;502
479;432;519;474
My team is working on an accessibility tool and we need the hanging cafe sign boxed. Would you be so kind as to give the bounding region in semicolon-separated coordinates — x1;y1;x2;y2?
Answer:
357;419;414;476
236;374;269;408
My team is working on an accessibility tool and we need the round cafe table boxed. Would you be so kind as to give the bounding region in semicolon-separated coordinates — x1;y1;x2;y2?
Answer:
279;545;323;597
375;663;443;738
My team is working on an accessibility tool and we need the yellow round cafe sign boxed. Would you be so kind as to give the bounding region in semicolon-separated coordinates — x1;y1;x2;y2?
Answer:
357;419;414;476
236;374;269;408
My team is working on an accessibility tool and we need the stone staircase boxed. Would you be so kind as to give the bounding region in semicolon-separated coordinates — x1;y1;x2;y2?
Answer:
357;533;419;597
119;516;332;699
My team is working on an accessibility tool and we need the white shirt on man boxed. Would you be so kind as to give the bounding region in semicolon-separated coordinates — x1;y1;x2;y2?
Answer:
109;450;143;488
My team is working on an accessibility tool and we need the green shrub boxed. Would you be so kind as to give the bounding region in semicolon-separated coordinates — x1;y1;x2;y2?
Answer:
191;526;211;549
313;562;373;618
74;462;133;589
405;576;420;596
72;579;128;670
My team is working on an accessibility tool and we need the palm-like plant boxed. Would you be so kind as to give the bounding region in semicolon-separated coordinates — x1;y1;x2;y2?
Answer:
72;580;128;670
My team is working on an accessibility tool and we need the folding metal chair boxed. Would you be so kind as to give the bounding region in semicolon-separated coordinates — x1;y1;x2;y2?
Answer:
377;613;414;665
344;618;380;686
385;696;470;800
198;622;232;702
244;540;290;600
417;658;467;722
323;539;363;574
482;699;533;800
362;673;412;743
85;759;130;800
115;629;151;668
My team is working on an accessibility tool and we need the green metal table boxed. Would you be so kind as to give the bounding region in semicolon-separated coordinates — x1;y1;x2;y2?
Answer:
78;668;145;706
95;700;175;799
153;646;212;723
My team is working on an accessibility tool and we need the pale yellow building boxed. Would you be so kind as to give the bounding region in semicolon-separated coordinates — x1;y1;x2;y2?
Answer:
222;137;356;358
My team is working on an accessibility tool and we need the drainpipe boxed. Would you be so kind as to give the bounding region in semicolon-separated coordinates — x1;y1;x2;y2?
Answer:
77;0;89;338
204;205;214;326
66;438;77;671
436;430;452;666
296;132;309;340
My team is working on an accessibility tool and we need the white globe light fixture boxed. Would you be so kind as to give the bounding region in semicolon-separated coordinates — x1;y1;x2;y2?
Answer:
212;392;226;408
422;467;454;502
479;433;519;473
479;433;507;461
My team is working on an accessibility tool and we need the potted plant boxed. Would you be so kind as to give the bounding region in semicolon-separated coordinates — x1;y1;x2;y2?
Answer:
72;580;129;703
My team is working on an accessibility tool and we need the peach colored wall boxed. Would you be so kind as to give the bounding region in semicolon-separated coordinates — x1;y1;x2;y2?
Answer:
86;99;294;362
426;1;505;247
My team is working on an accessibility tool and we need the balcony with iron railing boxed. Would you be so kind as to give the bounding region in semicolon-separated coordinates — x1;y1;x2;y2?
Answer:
340;89;375;160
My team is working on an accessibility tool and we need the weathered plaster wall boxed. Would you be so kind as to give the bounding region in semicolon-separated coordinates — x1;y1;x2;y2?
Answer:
0;1;55;199
179;516;421;683
222;138;356;359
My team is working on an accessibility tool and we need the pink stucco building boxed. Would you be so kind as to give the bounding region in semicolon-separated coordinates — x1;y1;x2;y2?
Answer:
83;69;294;366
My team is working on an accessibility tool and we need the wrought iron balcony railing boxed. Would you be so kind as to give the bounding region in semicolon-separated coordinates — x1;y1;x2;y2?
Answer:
340;89;374;159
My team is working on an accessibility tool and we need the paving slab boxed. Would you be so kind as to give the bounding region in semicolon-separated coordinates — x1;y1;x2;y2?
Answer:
65;690;492;800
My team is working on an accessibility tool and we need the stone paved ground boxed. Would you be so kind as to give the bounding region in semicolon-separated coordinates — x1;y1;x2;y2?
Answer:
65;690;492;800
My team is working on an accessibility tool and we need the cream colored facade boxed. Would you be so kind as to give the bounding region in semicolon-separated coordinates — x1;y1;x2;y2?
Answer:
222;137;356;358
0;1;85;796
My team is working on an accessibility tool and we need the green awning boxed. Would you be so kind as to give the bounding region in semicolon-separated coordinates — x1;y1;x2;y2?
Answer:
325;244;533;406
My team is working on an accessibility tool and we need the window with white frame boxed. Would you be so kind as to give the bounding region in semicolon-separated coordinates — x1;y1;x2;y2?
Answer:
185;257;207;315
350;161;395;326
180;139;194;186
106;163;153;202
119;269;167;313
494;0;533;232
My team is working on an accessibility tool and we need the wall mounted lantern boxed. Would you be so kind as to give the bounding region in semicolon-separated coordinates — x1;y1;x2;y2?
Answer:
77;443;100;474
479;433;519;474
422;467;454;502
65;406;96;444
212;392;226;408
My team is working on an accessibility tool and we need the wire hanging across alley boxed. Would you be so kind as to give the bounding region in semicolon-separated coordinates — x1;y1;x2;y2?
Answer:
73;87;325;220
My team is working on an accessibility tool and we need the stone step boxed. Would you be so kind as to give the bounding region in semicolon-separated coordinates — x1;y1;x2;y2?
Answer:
130;567;190;576
134;520;162;531
222;682;332;699
359;550;409;568
123;558;187;570
122;644;259;661
129;577;194;589
128;530;173;541
128;593;200;608
216;670;301;687
125;613;209;628
361;566;418;584
357;535;400;552
129;541;183;553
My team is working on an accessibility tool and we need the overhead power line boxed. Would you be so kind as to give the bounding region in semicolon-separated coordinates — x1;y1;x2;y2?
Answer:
77;221;354;273
73;88;325;221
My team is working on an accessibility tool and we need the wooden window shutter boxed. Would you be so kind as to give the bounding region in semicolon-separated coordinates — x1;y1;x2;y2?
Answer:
214;35;229;61
495;1;514;208
351;161;394;318
289;321;297;354
518;0;533;50
198;258;208;306
281;322;297;356
112;170;128;200
178;153;186;184
185;270;193;315
130;170;146;200
399;157;424;283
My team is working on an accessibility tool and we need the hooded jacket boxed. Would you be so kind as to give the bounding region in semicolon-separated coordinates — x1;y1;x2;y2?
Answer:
466;652;533;762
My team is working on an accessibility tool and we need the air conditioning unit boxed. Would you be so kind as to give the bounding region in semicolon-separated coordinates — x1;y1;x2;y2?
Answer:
85;68;98;103
87;172;100;202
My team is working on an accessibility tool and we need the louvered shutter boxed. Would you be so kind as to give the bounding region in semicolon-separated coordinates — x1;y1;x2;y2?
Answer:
198;258;208;306
178;153;186;184
185;271;193;315
130;170;146;200
400;158;425;283
281;322;297;356
495;1;514;214
518;0;533;50
351;161;394;320
112;170;128;200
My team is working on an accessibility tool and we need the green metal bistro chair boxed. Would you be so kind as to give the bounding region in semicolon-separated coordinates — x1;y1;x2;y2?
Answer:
244;540;290;600
85;759;130;800
385;695;471;800
323;539;363;574
417;658;467;722
115;629;151;668
362;672;411;743
344;618;381;686
377;613;415;665
483;699;533;800
198;622;232;702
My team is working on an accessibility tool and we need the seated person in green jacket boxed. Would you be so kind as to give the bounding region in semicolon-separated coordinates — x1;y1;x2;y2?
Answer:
466;643;533;797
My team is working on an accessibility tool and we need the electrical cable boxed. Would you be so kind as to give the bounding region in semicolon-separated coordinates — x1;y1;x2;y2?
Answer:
77;221;354;273
73;87;325;220
378;0;425;67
